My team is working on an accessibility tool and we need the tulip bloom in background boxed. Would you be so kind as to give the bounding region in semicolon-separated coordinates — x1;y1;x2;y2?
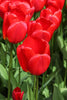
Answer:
3;12;27;43
12;87;24;100
17;36;50;75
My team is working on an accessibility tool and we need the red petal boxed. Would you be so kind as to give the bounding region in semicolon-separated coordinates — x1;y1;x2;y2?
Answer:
36;17;53;30
17;45;35;71
7;21;27;43
23;36;46;54
10;1;34;22
0;1;9;18
3;12;19;39
27;21;42;36
28;54;50;75
17;45;28;72
47;23;56;39
31;0;45;12
31;30;50;42
46;0;65;10
40;8;53;18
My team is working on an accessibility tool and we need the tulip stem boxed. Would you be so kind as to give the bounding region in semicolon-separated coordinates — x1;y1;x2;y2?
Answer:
64;60;67;87
34;76;36;97
19;65;20;87
35;76;38;100
8;44;13;100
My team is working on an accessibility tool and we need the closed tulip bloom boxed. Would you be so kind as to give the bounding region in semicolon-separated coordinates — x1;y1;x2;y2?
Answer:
27;20;50;42
3;12;27;43
40;9;62;29
27;21;43;36
36;17;56;40
30;0;47;12
12;87;24;100
46;0;65;10
17;36;50;75
9;1;34;23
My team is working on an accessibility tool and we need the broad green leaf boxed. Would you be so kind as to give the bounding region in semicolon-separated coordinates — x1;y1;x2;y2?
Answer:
61;88;67;100
0;64;8;80
0;94;5;100
53;86;64;100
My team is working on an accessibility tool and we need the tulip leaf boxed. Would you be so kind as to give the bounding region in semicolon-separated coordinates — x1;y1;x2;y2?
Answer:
38;68;61;94
0;64;8;80
53;86;64;100
61;88;67;100
0;94;5;99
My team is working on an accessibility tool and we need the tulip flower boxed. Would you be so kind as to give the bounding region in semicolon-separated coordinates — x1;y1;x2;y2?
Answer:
30;0;47;12
3;12;27;43
21;0;47;12
36;17;56;40
12;87;24;100
27;21;50;42
46;0;65;12
40;9;62;29
9;1;35;23
17;36;50;75
27;21;43;36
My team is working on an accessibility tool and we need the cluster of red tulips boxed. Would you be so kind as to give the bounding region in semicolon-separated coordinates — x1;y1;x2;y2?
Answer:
0;0;65;100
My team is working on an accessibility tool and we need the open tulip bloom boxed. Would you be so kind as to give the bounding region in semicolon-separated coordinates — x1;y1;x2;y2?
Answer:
17;36;50;75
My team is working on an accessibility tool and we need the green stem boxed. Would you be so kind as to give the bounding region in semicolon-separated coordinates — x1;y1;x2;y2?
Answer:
19;65;20;87
35;76;38;100
64;60;67;87
42;73;45;86
34;75;36;98
8;44;13;100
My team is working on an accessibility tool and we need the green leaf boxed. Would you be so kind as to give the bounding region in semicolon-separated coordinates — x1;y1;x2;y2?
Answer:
61;88;67;100
39;68;61;94
0;42;6;52
0;64;8;80
0;94;5;100
53;86;64;100
10;72;18;89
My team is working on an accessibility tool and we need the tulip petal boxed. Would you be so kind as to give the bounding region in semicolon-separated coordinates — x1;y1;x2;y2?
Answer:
17;45;28;72
3;12;19;39
40;8;53;18
36;17;53;30
7;21;27;43
17;45;35;72
31;30;50;42
23;36;46;54
27;21;42;36
28;54;50;75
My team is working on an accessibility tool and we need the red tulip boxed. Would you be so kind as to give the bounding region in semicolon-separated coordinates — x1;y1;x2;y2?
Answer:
3;12;27;43
36;17;56;40
17;36;50;75
40;8;53;18
12;87;24;100
31;30;50;42
46;0;65;11
27;21;43;36
40;9;62;29
9;1;34;23
30;0;47;12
